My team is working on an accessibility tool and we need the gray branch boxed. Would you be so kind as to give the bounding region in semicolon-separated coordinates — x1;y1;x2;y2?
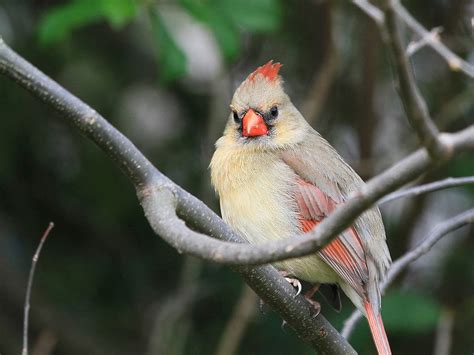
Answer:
1;37;473;264
0;38;355;354
379;176;474;205
352;0;474;78
341;208;474;338
381;0;445;159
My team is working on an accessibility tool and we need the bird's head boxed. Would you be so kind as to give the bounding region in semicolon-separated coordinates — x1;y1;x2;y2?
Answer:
221;61;308;151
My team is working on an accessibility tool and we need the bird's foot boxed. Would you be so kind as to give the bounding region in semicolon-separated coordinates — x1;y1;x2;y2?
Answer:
304;283;321;316
279;271;302;297
304;296;321;317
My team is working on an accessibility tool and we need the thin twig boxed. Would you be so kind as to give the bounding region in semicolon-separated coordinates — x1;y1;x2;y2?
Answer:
303;1;338;126
351;0;474;78
22;222;55;355
341;209;474;338
406;26;443;57
382;0;446;159
215;285;258;355
351;0;384;25
433;308;455;355
393;1;474;78
379;176;474;204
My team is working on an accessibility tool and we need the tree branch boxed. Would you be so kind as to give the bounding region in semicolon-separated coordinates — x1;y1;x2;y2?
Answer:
381;0;446;159
0;38;355;354
1;36;473;264
23;222;54;355
379;176;474;204
393;1;474;78
341;208;474;338
351;0;384;25
352;0;474;78
215;285;257;355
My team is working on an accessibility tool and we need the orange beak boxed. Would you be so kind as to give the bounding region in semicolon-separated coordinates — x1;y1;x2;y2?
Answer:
242;109;268;137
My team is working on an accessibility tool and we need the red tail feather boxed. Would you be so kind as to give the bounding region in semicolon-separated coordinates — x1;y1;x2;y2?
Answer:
364;301;391;355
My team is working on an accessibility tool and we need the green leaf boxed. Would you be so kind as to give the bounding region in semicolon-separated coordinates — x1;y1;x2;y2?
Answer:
37;0;137;46
217;0;282;32
178;0;240;60
382;291;441;333
149;8;187;83
100;0;138;28
38;0;104;45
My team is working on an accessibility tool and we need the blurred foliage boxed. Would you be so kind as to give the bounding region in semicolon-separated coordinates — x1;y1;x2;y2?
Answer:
0;0;473;354
38;0;138;45
382;291;440;333
38;0;282;82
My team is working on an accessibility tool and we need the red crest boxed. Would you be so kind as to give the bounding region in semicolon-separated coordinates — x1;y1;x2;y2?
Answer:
248;60;282;81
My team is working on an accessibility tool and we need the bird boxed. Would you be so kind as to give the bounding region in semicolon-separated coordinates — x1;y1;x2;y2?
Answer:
210;61;392;354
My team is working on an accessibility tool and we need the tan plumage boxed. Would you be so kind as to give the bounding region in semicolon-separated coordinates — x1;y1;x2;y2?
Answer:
210;61;392;354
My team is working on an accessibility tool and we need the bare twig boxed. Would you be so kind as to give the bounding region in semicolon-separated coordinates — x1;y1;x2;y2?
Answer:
351;0;384;25
379;176;474;204
215;286;258;355
23;222;55;355
341;209;474;338
382;0;446;159
406;26;443;57
31;330;57;355
433;308;455;355
393;1;474;78
303;1;338;126
352;0;474;78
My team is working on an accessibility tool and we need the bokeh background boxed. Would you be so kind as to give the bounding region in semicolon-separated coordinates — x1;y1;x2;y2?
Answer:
1;0;473;354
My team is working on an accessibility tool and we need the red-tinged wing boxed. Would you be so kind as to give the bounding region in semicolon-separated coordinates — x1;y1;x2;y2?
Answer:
296;178;368;297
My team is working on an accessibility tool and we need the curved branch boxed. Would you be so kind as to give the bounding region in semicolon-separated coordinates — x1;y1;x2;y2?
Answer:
0;39;355;354
379;176;474;204
2;36;473;266
140;128;472;265
341;208;474;338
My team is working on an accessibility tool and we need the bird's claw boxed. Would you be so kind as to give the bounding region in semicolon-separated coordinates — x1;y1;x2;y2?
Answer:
285;277;302;297
279;271;303;297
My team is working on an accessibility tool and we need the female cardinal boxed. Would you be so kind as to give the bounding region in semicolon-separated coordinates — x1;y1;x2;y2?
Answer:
210;61;392;354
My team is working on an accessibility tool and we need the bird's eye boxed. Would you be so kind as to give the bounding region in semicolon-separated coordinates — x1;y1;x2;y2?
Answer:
270;106;278;118
232;111;240;123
